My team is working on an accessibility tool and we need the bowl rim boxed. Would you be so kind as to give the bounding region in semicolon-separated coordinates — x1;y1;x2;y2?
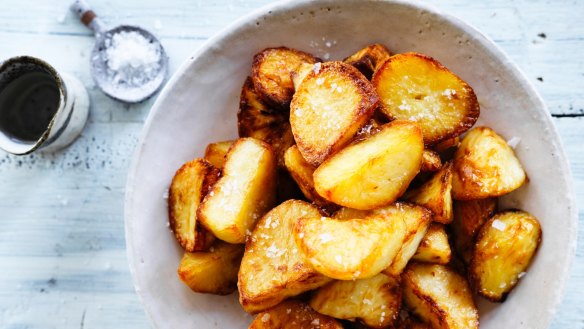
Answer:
124;0;578;327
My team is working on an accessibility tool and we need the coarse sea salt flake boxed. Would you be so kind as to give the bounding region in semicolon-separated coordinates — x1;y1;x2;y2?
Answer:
319;233;333;243
507;136;521;149
518;271;527;278
261;313;270;322
311;319;320;325
335;255;342;264
312;62;322;73
316;77;325;85
363;299;372;305
492;219;507;231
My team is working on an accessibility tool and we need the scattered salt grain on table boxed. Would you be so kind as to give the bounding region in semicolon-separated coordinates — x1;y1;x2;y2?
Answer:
102;31;162;88
507;136;521;149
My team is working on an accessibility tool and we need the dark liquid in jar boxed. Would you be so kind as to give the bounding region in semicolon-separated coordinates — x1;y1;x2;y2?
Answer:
0;71;60;142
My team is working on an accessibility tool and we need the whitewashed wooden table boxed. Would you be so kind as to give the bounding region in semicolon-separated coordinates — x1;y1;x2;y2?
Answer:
0;0;581;328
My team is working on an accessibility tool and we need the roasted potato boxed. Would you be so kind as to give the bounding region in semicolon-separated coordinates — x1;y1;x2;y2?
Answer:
295;206;408;280
353;117;383;142
290;61;379;166
451;198;497;263
451;127;527;200
469;210;542;302
284;145;336;209
403;263;479;329
309;273;401;328
238;200;332;313
204;140;234;169
412;223;452;264
238;77;295;168
435;136;460;154
344;43;392;79
177;241;244;295
249;299;343;329
198;138;277;244
382;204;433;277
168;158;219;252
372;52;479;145
421;149;442;172
314;121;424;210
252;47;319;108
291;62;314;91
404;163;453;224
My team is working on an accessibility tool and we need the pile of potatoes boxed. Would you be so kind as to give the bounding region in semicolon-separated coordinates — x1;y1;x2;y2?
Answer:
167;44;541;329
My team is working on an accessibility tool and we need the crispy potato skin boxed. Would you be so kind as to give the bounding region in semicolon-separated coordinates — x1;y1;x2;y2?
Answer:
249;300;343;329
294;213;406;280
238;77;294;168
177;241;244;295
198;138;277;244
343;43;392;80
204;141;234;169
452;198;498;263
290;61;379;166
314;121;424;210
372;52;479;145
284;145;337;210
451;127;527;200
252;47;319;108
412;223;452;264
168;159;217;252
403;263;479;329
421;149;442;172
238;200;332;313
404;162;453;224
310;273;401;328
469;210;542;302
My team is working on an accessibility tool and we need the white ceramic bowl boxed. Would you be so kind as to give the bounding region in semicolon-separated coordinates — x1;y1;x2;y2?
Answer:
124;1;577;328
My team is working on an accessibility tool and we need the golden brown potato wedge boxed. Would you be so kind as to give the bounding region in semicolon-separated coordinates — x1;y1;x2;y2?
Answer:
451;127;527;200
451;198;498;263
372;52;479;145
412;223;452;264
177;241;244;295
309;273;401;328
238;200;332;313
382;204;433;277
421;149;442;172
203;141;234;169
291;62;314;91
238;77;294;168
404;163;453;224
469;210;542;302
284;145;336;209
314;121;424;210
198;138;277;244
290;61;379;166
168;159;218;252
403;263;479;329
344;43;392;79
294;208;407;280
252;47;319;108
249;299;343;329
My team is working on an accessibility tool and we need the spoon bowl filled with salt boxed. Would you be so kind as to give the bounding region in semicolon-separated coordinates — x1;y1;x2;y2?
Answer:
71;0;168;103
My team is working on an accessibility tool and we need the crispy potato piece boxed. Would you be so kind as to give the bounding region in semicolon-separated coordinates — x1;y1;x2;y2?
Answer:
238;77;294;168
314;121;423;210
404;163;453;224
238;200;332;313
284;145;336;209
177;241;244;295
435;136;460;153
249;299;343;329
204;140;234;169
421;149;442;172
344;43;392;79
382;204;433;276
168;159;218;252
309;273;401;328
252;47;319;108
403;263;479;329
452;127;527;200
412;223;452;264
353;117;383;142
372;52;479;145
291;62;314;91
290;61;379;166
469;210;542;302
294;207;407;280
451;198;497;263
198;138;277;244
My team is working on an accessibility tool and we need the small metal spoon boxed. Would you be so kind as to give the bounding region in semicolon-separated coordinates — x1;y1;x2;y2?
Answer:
71;0;168;103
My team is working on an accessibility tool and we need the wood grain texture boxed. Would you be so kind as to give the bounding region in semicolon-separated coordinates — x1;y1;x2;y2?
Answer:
0;0;581;328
